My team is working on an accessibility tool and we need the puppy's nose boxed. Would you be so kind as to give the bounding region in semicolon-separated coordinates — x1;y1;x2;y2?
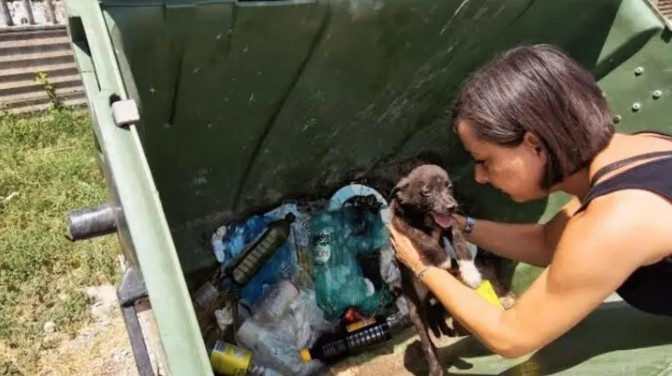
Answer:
445;203;457;212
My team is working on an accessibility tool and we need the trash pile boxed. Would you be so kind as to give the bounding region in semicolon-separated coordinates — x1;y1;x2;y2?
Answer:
196;183;467;376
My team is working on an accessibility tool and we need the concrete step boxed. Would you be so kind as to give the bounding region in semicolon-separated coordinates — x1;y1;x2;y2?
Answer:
9;96;88;114
0;86;86;111
0;35;71;56
0;73;82;99
0;49;74;70
0;61;78;84
0;26;67;43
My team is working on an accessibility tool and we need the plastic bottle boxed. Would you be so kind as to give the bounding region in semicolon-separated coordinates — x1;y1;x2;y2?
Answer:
226;213;295;285
254;279;299;324
299;312;410;364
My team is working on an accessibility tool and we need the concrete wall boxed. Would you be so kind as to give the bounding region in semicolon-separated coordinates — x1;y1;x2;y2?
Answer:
1;0;66;27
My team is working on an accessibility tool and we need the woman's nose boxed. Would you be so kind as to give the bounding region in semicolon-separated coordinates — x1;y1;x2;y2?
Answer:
474;166;489;184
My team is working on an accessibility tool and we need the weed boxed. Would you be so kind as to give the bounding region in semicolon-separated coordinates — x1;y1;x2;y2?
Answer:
33;72;63;111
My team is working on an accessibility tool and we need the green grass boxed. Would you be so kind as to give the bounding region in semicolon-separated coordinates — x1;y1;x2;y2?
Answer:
0;108;120;375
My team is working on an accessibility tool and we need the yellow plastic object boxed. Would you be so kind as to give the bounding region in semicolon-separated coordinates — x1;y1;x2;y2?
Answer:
345;317;377;333
209;341;251;375
475;280;502;308
300;349;312;362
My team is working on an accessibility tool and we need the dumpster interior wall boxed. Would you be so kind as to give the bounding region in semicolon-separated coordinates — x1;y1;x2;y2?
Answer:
98;0;671;290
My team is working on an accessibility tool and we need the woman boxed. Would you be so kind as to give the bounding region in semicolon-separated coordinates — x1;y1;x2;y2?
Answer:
389;44;672;359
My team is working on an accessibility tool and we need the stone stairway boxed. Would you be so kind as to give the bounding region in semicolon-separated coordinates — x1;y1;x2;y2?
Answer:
0;25;85;113
658;0;672;18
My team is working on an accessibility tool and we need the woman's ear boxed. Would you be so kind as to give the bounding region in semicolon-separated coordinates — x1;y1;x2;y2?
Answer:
523;131;543;156
523;132;548;167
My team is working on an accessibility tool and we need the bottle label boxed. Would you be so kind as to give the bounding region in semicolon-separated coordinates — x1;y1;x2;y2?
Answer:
313;230;333;264
210;341;251;376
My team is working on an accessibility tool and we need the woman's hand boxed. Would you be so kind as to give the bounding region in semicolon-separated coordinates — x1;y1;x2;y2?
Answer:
388;224;429;274
452;213;466;231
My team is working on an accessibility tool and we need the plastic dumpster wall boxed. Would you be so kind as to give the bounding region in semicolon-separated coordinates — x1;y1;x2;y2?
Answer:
63;0;672;375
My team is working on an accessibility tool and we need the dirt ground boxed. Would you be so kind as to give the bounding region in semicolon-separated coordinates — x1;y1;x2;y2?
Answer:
328;327;486;376
35;285;138;376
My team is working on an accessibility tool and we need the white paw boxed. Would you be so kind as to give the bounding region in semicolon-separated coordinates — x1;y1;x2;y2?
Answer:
458;260;482;289
439;258;452;270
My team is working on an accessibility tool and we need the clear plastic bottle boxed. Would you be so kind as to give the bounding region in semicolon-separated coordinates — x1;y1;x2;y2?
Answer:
247;361;284;376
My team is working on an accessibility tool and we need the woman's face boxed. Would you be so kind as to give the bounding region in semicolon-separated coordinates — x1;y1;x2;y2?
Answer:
456;121;548;203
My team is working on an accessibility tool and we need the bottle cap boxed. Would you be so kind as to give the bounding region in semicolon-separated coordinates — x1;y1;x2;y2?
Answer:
300;349;312;362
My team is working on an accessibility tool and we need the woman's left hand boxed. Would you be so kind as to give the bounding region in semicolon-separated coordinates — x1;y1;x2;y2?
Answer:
388;224;429;273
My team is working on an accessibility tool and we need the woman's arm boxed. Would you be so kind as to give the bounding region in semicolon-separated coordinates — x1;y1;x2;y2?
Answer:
393;191;669;358
454;196;581;267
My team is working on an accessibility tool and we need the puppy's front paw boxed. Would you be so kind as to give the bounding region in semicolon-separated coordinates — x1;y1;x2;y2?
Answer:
458;260;482;289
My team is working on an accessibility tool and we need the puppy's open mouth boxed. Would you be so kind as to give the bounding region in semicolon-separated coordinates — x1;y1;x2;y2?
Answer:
430;213;453;229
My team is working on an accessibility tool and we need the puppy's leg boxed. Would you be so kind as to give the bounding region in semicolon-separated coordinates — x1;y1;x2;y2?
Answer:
401;269;446;376
451;227;482;288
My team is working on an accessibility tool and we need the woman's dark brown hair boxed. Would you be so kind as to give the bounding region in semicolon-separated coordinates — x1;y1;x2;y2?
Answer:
452;44;615;188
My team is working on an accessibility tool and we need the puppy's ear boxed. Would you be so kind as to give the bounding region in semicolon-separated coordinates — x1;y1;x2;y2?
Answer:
391;177;410;202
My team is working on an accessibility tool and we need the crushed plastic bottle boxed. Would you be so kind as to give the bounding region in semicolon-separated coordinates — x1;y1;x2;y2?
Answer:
212;215;271;264
235;282;333;376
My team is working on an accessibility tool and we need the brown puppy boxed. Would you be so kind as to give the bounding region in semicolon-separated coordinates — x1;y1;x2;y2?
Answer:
390;164;480;376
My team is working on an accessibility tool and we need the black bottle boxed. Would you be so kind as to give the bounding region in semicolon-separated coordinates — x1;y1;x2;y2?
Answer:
299;312;410;364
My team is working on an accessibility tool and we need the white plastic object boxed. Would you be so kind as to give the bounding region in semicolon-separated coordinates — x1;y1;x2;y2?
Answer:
111;99;140;127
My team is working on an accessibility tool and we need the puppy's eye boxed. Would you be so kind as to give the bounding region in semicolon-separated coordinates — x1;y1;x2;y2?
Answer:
421;189;431;197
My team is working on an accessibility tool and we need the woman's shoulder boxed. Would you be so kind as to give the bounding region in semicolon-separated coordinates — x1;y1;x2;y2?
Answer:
568;189;672;266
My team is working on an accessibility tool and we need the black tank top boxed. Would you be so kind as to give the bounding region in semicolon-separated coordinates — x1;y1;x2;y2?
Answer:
573;130;672;317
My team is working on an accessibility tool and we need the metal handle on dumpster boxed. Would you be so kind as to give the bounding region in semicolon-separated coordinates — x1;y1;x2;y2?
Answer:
118;267;154;376
66;203;118;241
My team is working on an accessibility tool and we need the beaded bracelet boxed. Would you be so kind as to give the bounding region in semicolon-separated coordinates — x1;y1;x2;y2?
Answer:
414;265;433;280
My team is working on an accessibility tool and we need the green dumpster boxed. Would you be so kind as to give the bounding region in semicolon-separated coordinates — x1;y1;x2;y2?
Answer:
63;0;672;374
